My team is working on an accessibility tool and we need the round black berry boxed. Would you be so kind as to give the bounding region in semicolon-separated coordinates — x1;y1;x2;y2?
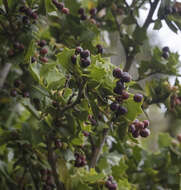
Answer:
75;46;83;54
132;130;140;138
83;131;89;137
113;68;122;78
117;106;127;115
80;49;90;58
40;48;48;55
113;86;123;95
10;89;17;97
31;56;36;63
78;8;85;15
62;7;70;14
120;72;131;83
19;5;27;12
121;91;129;100
25;8;33;16
71;55;77;64
108;183;117;190
80;14;87;20
134;93;143;102
162;52;169;59
140;128;150;137
90;8;97;16
31;12;38;19
22;16;30;24
116;80;124;90
81;58;91;68
56;2;64;10
128;124;136;133
143;120;149;128
14;80;21;88
162;46;169;52
38;40;47;47
23;92;29;98
110;102;119;111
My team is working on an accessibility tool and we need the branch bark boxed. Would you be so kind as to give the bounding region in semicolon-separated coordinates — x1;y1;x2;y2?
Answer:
90;128;109;168
0;63;11;89
47;137;65;190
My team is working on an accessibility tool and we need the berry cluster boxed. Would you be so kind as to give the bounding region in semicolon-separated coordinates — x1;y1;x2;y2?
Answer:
162;46;170;59
10;79;29;98
7;42;25;57
71;46;91;68
78;7;97;22
74;152;87;167
52;0;70;14
105;176;117;190
164;4;181;16
41;169;55;190
19;5;38;25
128;119;150;138
32;40;49;63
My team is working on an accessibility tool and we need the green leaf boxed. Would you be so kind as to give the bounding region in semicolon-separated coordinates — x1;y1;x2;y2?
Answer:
154;19;162;30
29;63;41;82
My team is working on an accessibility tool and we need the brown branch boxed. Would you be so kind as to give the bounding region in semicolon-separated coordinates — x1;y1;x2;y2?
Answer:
143;0;160;29
47;137;65;190
60;80;86;115
90;128;109;168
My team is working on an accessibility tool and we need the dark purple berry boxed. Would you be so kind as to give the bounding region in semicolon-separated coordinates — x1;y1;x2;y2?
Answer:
109;183;117;190
62;7;70;14
23;92;29;98
110;102;119;111
162;46;169;52
133;94;143;102
113;86;123;95
56;2;64;10
162;52;169;59
78;8;85;15
113;68;122;78
120;72;131;83
22;16;29;24
40;48;48;55
117;106;127;115
75;46;83;54
128;124;136;133
132;130;140;138
140;128;150;137
143;120;149;128
10;89;17;97
19;6;27;12
81;58;91;68
14;80;21;88
105;180;112;188
31;12;38;19
108;176;113;182
80;49;90;58
96;44;103;54
80;14;87;20
71;55;77;64
40;57;48;63
83;131;89;137
38;40;47;47
121;91;129;100
31;56;36;63
135;121;144;130
25;8;33;16
116;80;124;90
90;8;97;16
